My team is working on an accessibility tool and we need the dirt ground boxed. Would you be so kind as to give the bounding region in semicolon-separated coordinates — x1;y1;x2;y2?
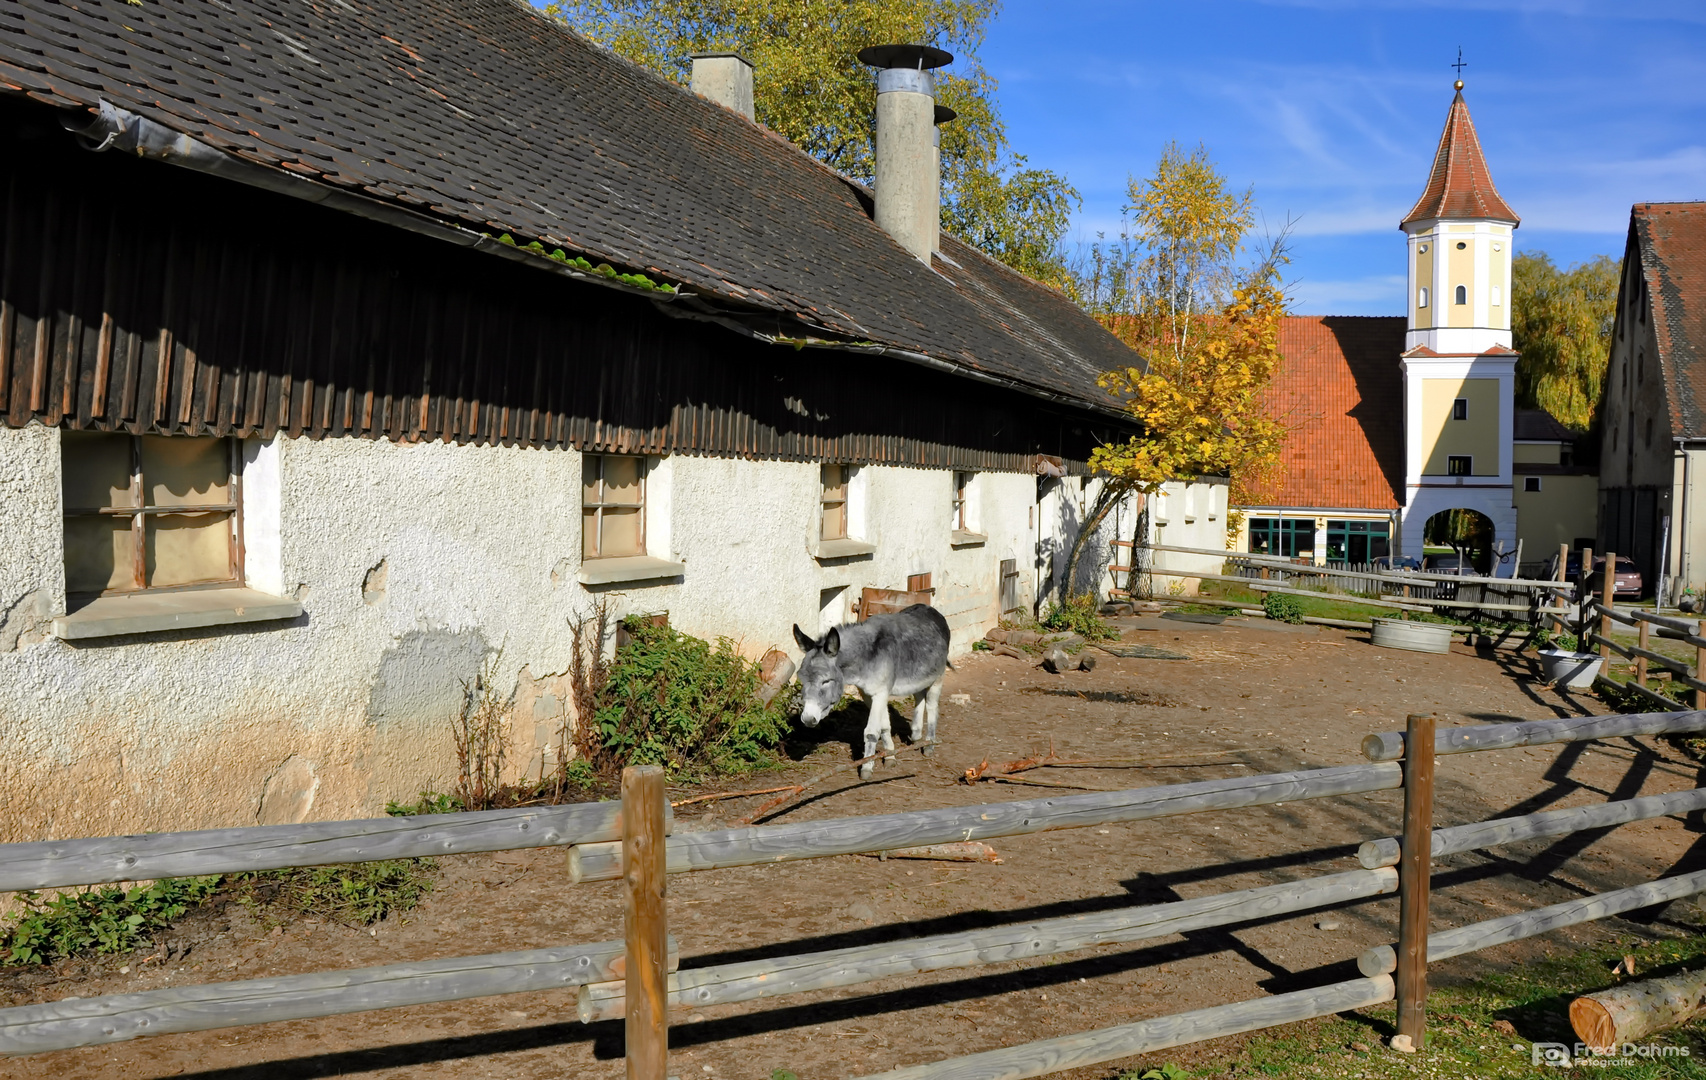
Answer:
6;613;1705;1080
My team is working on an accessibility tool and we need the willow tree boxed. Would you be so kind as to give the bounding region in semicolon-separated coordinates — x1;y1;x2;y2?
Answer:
1054;145;1290;596
1512;252;1619;431
549;0;1078;287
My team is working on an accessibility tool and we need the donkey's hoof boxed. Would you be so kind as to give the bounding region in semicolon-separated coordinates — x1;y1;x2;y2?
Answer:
858;762;875;780
921;743;936;757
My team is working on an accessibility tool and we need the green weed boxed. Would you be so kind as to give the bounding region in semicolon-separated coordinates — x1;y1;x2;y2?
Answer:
1262;593;1306;624
231;860;435;927
0;876;221;966
385;789;463;817
1041;593;1118;641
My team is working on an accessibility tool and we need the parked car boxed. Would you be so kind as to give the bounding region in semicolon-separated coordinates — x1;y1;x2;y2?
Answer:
1591;555;1643;599
1543;551;1585;582
1373;555;1421;572
1422;554;1471;574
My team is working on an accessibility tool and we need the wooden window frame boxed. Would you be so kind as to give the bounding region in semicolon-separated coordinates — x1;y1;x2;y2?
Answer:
952;470;972;531
1447;455;1472;476
820;464;849;542
61;433;244;598
583;454;647;560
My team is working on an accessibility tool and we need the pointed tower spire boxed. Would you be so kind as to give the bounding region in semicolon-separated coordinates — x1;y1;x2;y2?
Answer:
1402;84;1519;226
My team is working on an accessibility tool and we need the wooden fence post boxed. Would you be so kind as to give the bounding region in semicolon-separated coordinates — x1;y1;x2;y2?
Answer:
1577;547;1594;645
622;765;669;1080
1599;552;1617;664
1396;712;1437;1050
1697;620;1706;711
1636;617;1650;688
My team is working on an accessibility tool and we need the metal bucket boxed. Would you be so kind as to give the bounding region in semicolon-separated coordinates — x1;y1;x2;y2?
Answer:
1537;649;1603;690
1370;618;1453;654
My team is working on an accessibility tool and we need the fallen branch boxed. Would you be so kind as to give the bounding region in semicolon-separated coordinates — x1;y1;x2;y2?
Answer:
856;842;1003;864
671;786;801;810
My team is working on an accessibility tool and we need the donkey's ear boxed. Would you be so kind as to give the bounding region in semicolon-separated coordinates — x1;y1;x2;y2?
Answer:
792;624;817;652
822;627;840;657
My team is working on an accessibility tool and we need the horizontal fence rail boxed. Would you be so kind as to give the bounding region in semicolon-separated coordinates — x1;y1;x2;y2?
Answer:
576;868;1399;1022
1356;788;1706;868
0;802;673;893
566;764;1403;883
850;976;1396;1080
1357;868;1706;977
1360;709;1706;762
0;937;679;1056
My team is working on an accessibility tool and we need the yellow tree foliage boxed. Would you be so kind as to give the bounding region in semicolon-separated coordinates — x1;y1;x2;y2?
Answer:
1512;252;1618;432
1088;144;1289;505
549;0;1079;286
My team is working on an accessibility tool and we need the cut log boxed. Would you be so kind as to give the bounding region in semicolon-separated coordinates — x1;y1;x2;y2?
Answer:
1571;969;1706;1050
988;643;1028;660
859;842;1003;863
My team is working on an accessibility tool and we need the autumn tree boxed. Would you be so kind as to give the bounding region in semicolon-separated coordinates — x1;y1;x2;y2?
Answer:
1055;144;1290;595
549;0;1079;286
1512;252;1618;431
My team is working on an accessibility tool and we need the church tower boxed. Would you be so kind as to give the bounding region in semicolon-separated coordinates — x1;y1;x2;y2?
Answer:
1397;80;1521;568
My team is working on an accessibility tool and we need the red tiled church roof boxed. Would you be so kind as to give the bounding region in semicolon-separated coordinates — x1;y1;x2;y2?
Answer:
1401;88;1519;227
1252;316;1406;510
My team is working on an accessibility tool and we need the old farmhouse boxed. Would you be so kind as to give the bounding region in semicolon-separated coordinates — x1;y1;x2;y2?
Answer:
0;0;1166;841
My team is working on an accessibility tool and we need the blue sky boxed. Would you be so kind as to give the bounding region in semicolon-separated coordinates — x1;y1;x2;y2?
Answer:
976;0;1706;314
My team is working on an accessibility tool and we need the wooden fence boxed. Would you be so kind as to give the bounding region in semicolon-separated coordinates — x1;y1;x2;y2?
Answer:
3;708;1706;1077
1127;541;1573;625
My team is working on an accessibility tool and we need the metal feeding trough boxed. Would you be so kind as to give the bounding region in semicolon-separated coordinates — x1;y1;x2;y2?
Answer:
1370;617;1453;654
1537;649;1604;690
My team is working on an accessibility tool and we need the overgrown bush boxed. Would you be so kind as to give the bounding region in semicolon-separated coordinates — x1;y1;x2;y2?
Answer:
578;617;791;777
1262;592;1305;624
1040;593;1118;641
1;877;220;966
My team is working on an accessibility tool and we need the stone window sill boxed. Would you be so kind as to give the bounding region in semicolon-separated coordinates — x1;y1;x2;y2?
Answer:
53;587;303;641
950;530;988;548
577;555;686;585
812;538;877;561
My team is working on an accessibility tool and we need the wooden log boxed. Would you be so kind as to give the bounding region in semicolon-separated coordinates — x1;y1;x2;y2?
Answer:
845;976;1395;1080
578;868;1398;1021
567;763;1403;883
1601;555;1617;663
0;936;679;1056
858;842;1004;863
622;765;669;1080
1571;968;1706;1050
0;800;672;893
1587;632;1636;660
1358;868;1706;977
1358;787;1706;869
1578;546;1595;643
1395;713;1435;1046
1611;679;1689;712
1360;710;1706;763
1638;618;1651;686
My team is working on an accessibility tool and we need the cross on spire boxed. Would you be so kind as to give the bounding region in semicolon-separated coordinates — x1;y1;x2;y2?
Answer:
1452;47;1467;78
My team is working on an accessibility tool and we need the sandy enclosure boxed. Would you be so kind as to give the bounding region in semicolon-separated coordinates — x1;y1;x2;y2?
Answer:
4;614;1703;1080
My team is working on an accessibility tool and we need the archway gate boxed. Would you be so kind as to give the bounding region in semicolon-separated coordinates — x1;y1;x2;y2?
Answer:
3;710;1706;1077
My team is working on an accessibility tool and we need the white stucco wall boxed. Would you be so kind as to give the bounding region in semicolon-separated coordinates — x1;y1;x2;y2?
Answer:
0;427;1072;845
1144;478;1231;594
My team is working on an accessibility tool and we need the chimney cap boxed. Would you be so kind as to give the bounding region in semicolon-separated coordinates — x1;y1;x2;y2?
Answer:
934;104;957;125
689;50;754;68
858;44;952;70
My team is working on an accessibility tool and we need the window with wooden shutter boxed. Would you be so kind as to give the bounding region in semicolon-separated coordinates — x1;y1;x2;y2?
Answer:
583;455;646;559
61;433;240;596
821;464;848;541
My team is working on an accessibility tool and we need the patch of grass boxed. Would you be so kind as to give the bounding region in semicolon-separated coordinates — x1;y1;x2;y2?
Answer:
385;789;464;816
230;860;436;928
1171;933;1706;1078
1199;581;1396;623
1262;593;1306;624
1041;593;1118;641
0;876;221;966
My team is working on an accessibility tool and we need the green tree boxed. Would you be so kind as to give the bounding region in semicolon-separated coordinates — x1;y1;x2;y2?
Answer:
1512;252;1618;431
548;0;1078;285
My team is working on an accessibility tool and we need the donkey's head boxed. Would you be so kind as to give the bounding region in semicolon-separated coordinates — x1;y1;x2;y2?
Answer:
791;624;845;727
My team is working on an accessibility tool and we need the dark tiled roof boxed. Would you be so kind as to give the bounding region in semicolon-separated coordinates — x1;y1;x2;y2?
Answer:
1253;316;1406;511
1634;202;1706;438
1514;408;1574;442
1401;90;1519;227
0;0;1133;410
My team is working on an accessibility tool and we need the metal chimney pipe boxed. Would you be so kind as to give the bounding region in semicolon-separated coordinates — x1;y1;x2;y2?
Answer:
859;45;952;263
690;52;755;121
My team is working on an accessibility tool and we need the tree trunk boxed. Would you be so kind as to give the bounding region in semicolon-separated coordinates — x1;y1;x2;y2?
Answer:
1570;968;1706;1050
1058;480;1134;603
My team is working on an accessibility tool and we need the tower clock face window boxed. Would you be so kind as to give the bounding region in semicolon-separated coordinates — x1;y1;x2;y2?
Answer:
1456;241;1467;250
1454;285;1467;305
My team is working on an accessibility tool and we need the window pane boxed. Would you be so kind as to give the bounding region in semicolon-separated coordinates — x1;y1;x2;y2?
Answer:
65;516;134;593
583;458;601;506
822;498;846;541
821;464;845;502
601;457;643;505
62;431;134;510
143;436;230;508
583;508;600;559
600;506;643;556
146;511;233;587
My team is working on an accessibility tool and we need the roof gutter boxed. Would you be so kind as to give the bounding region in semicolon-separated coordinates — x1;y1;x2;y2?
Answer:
57;100;1134;427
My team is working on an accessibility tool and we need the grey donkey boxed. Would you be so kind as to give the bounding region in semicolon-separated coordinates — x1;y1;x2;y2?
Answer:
792;604;951;778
